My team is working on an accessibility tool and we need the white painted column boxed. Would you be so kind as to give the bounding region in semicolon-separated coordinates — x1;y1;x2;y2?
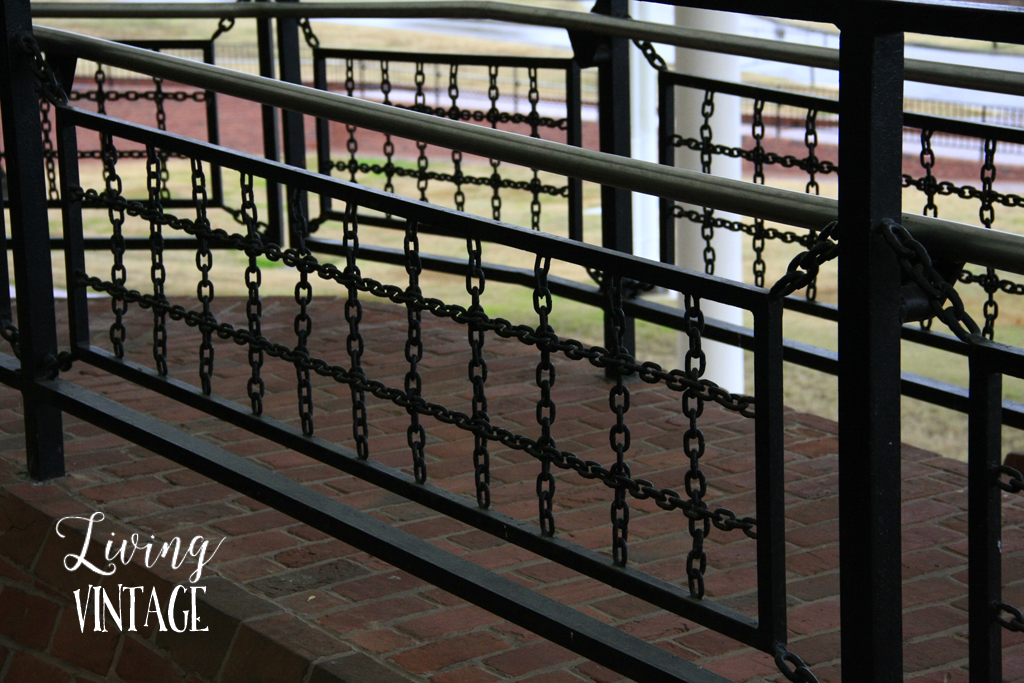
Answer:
628;0;673;261
673;7;745;394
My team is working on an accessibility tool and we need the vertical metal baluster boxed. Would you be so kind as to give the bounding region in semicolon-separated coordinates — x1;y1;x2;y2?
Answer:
414;61;429;202
343;203;370;460
980;138;999;340
919;129;937;331
192;158;215;395
381;60;395;196
291;188;314;436
534;254;556;536
467;237;490;507
528;66;542;231
751;99;767;288
607;275;630;566
804;109;821;302
146;146;167;376
344;58;358;182
240;172;264;415
450;65;465;212
405;220;427;483
682;292;709;597
487;65;502;221
101;134;126;359
699;90;715;276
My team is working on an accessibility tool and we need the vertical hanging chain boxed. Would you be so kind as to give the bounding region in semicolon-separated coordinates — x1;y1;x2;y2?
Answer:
102;134;127;359
344;58;359;182
980;137;999;340
343;203;370;460
192;158;215;395
919;129;937;331
151;75;171;201
467;237;491;507
240;172;265;416
699;90;715;276
414;62;429;202
682;293;710;598
298;17;320;49
192;159;215;395
487;65;502;221
751;99;767;288
527;66;542;231
534;255;556;536
291;188;315;436
804;109;821;302
380;60;396;196
146;146;168;376
405;220;427;483
40;99;59;201
95;64;107;115
608;276;631;566
450;65;466;212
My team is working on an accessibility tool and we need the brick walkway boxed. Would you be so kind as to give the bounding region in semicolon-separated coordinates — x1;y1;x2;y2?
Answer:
0;296;1022;683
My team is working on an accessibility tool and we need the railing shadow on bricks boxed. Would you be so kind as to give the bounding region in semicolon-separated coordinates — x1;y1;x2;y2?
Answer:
3;1;1024;681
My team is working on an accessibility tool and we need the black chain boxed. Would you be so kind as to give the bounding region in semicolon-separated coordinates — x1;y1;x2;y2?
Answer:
751;99;767;288
450;65;466;212
699;91;716;275
240;172;265;416
467;237;491;508
210;17;235;41
534;255;556;536
488;65;502;221
405;220;427;483
774;645;819;683
608;277;631;566
95;64;107;115
996;464;1024;493
633;38;668;71
682;293;709;597
769;222;840;300
343;203;370;460
380;60;396;196
880;219;982;344
414;62;429;202
101;134;127;359
672;136;837;177
997;603;1024;632
73;187;759;417
291;188;314;437
804;110;821;302
16;34;68;105
192;159;215;395
343;59;358;183
979;138;998;340
79;272;757;535
40;100;59;201
298;17;320;49
920;130;938;218
146;146;168;376
528;67;542;232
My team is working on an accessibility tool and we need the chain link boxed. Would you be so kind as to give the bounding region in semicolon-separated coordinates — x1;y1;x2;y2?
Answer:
996;464;1024;493
682;293;709;596
979;138;999;339
699;91;716;276
291;187;315;436
405;219;427;483
467;236;491;508
528;67;543;232
343;203;370;460
192;159;215;395
774;645;819;683
240;172;265;416
769;222;840;300
101;134;128;359
380;60;396;196
534;254;556;536
414;61;430;202
146;146;168;376
16;34;68;105
487;65;503;221
608;277;631;566
751;99;767;289
298;17;320;49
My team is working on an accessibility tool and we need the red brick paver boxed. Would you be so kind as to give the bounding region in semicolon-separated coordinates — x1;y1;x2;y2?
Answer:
0;296;1021;682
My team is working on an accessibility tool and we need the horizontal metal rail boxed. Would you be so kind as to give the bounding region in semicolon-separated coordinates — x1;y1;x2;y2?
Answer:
31;1;1024;97
35;26;1024;276
0;350;731;683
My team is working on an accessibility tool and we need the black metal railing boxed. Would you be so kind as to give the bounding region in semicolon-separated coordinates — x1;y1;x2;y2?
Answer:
3;2;1024;682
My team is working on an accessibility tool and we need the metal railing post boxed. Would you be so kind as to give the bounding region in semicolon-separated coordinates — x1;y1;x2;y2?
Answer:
592;0;635;374
276;0;307;241
0;0;65;480
836;12;905;681
256;2;284;245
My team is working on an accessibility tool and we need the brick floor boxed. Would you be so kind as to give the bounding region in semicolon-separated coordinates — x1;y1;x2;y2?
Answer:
0;295;1022;682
